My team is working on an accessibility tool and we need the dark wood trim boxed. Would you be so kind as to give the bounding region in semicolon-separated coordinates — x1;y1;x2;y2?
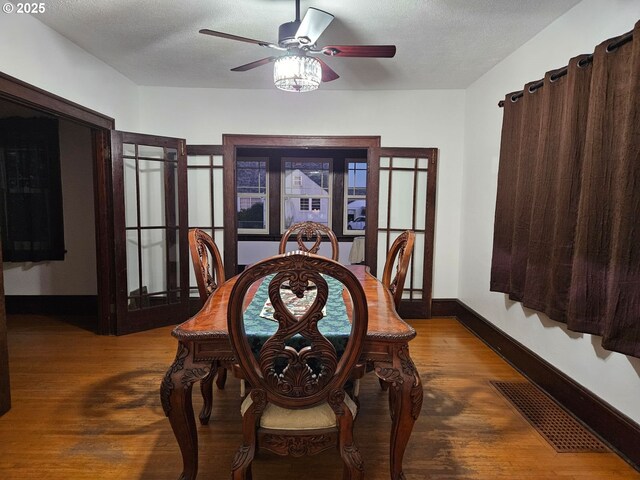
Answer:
186;145;224;156
331;155;346;235
222;142;238;279
423;150;438;317
430;298;640;470
0;71;114;130
365;148;380;277
268;155;281;236
222;135;381;276
223;134;381;149
397;299;429;319
5;295;98;316
93;129;116;335
0;246;10;416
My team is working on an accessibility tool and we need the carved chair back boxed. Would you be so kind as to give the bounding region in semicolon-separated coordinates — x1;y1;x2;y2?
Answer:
228;252;368;478
188;228;225;304
188;229;229;419
382;230;416;309
278;221;339;261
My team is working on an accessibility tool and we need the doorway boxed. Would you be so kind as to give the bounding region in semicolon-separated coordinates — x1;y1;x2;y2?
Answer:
0;99;97;323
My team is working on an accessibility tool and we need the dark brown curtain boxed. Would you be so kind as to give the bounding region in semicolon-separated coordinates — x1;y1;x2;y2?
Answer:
491;20;640;358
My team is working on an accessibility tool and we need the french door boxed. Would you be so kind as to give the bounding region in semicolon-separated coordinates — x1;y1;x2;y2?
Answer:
372;147;438;318
110;131;189;334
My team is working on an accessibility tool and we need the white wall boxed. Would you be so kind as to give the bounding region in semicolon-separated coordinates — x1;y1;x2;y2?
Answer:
460;0;640;423
3;118;97;295
0;12;142;296
0;12;139;131
139;87;465;297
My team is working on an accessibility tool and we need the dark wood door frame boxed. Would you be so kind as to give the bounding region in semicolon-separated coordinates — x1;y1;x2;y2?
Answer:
222;134;382;279
0;71;116;335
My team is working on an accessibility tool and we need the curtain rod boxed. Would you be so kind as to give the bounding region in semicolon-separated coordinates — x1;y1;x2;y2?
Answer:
498;29;633;108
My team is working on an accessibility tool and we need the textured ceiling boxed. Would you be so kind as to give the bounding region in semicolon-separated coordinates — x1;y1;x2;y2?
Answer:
32;0;581;90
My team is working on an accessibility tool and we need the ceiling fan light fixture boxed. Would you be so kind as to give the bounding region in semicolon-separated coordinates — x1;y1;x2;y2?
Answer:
273;55;321;92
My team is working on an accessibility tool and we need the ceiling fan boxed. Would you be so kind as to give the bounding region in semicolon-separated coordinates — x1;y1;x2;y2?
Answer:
199;0;396;92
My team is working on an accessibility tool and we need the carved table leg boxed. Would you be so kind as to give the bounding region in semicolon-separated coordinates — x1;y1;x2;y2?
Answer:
374;344;423;480
199;365;215;425
161;342;211;480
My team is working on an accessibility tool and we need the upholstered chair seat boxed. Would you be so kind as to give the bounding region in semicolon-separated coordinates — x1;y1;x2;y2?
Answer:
241;393;358;430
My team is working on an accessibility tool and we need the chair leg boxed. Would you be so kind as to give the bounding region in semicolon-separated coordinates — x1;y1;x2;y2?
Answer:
215;366;227;389
340;443;364;480
198;366;215;425
353;379;360;397
338;410;364;480
231;445;255;480
379;377;389;391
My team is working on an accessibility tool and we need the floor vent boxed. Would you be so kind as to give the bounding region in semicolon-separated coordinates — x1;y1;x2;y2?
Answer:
490;381;608;453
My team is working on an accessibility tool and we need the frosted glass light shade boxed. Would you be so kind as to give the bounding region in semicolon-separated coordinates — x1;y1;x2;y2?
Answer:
274;55;322;92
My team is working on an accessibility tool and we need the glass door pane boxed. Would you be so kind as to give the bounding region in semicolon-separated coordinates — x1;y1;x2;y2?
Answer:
112;131;188;334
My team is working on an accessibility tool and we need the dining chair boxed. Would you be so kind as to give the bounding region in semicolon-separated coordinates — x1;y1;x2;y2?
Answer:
279;221;340;260
188;228;228;424
228;251;367;480
382;230;416;310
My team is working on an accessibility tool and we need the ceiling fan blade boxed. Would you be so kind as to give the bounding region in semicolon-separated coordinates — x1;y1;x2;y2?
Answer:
295;7;334;45
230;57;278;72
317;58;339;83
321;45;396;58
199;29;277;49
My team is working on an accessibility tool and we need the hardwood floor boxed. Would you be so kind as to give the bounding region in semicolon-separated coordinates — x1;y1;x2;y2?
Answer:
0;314;637;479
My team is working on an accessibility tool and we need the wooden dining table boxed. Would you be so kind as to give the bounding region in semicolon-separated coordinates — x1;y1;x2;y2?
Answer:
161;264;423;480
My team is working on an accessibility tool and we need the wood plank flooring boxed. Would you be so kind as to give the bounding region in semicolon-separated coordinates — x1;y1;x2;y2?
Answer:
0;315;637;479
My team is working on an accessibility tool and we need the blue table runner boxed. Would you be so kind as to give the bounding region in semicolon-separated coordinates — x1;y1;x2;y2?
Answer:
243;274;352;355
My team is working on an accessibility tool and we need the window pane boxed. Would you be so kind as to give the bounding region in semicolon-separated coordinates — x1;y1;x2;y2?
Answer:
347;160;367;195
138;159;165;227
137;144;164;159
236;158;268;233
346;199;366;231
237;197;266;230
282;158;332;232
283;197;330;228
188;169;212;227
283;160;330;195
345;161;367;233
237;159;267;194
124;158;138;228
187;155;210;166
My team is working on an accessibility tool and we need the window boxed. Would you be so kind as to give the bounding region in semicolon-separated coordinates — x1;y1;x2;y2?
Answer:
236;158;268;233
282;159;331;231
344;160;367;234
235;148;367;238
0;116;65;261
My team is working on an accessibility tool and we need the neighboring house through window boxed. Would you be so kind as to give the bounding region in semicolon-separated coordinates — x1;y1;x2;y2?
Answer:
235;148;367;239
